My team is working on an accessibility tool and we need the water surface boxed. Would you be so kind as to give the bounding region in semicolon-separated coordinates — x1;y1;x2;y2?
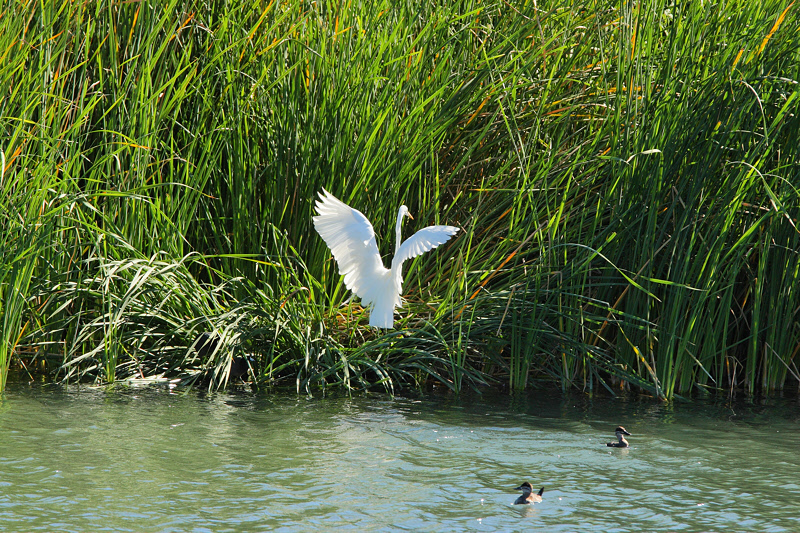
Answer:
1;383;798;532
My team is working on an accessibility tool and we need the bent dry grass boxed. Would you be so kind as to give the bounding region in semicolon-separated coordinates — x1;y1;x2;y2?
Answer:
1;0;799;398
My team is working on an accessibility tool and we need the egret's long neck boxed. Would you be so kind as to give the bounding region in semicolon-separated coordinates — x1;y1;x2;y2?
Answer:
395;208;405;256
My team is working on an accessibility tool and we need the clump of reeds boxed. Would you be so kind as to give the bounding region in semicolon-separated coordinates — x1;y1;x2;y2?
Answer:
1;0;798;397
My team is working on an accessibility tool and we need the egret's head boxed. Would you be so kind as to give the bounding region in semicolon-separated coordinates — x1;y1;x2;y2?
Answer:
398;205;413;220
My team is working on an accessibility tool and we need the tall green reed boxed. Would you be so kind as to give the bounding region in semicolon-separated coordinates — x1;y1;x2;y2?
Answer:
1;0;798;396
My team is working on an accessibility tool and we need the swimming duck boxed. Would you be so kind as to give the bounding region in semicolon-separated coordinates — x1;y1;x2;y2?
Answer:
606;426;632;447
513;482;544;505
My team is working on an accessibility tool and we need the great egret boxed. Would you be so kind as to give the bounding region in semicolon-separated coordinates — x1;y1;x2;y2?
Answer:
312;189;459;328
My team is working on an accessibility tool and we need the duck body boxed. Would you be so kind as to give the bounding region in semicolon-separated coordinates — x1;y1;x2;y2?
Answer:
513;482;544;505
606;426;632;447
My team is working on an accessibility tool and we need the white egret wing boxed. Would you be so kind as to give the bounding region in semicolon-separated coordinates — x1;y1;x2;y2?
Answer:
312;189;386;298
392;225;459;271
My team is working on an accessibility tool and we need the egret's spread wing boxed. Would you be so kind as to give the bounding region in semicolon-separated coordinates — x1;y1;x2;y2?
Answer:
392;225;459;271
312;189;385;298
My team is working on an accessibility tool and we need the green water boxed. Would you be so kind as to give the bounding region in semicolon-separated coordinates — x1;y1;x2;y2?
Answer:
0;384;798;532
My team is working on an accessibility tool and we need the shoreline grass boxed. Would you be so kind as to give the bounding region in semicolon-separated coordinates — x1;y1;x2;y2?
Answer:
1;0;799;398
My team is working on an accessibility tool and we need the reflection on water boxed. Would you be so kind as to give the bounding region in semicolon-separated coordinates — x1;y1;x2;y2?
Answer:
0;384;799;532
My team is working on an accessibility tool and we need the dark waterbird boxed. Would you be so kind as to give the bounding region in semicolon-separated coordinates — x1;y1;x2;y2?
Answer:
193;332;218;359
513;482;544;505
229;354;254;380
606;426;632;448
192;332;254;381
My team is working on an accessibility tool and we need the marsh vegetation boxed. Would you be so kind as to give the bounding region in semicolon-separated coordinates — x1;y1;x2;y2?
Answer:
1;0;799;398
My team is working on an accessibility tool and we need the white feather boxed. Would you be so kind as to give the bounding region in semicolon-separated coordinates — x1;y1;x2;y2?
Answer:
312;189;459;328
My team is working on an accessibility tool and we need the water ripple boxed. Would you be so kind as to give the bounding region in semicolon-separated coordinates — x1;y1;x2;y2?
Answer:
0;385;799;531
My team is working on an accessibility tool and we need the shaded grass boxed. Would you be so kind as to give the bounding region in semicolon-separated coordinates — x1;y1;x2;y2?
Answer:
1;0;799;397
